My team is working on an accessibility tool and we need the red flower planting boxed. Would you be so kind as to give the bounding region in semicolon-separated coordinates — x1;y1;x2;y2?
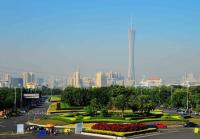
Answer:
91;123;148;132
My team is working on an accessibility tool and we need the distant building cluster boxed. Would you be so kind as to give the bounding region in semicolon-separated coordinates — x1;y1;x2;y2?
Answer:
139;77;162;87
0;71;200;89
67;70;125;88
0;72;65;89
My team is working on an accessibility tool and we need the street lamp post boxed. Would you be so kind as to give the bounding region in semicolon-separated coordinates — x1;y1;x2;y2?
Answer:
170;86;173;105
159;86;161;105
14;87;17;111
51;88;53;96
186;85;190;113
20;87;23;109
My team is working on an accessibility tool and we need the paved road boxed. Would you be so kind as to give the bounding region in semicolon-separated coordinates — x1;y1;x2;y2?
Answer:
128;128;200;139
1;128;199;139
0;134;106;139
0;98;49;133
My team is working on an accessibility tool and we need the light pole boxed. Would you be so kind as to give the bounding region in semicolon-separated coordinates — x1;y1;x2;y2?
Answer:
159;86;161;105
170;86;173;105
20;87;23;109
186;85;190;113
18;84;23;110
14;87;17;111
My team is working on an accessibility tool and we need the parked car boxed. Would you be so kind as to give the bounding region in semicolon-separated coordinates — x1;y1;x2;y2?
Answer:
19;110;26;114
184;122;198;127
155;123;167;129
147;124;157;128
3;115;8;119
191;111;199;116
178;111;187;115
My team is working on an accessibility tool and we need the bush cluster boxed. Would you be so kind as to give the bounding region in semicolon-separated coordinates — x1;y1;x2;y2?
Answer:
91;123;147;132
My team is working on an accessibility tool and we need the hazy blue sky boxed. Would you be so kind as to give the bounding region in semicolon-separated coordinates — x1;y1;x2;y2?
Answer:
0;0;200;81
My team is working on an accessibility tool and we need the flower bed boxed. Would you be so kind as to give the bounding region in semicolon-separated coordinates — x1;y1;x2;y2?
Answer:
91;123;147;132
84;128;157;137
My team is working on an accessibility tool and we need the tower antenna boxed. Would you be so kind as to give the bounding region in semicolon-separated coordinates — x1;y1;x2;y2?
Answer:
130;16;133;29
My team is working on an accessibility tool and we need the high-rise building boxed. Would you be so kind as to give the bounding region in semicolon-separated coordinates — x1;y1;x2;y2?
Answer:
127;19;136;85
0;73;12;87
181;72;197;85
96;72;107;87
4;73;11;82
68;69;81;88
22;72;36;88
37;78;45;87
106;71;124;86
74;71;81;87
82;77;94;88
11;78;23;88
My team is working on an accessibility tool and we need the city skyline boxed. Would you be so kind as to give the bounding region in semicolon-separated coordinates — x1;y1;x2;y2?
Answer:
0;0;200;82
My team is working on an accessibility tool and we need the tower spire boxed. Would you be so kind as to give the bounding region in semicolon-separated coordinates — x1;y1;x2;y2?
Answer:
128;17;135;85
130;16;133;29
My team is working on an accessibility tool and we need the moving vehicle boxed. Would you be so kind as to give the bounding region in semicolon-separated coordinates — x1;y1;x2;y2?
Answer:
184;122;198;127
155;123;167;129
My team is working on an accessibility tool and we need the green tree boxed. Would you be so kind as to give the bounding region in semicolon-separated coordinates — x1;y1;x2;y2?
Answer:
172;89;187;108
138;95;157;114
111;87;131;117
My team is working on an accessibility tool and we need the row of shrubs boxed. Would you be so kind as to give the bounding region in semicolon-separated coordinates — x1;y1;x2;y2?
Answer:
44;113;184;124
84;128;157;137
91;123;147;132
57;102;83;110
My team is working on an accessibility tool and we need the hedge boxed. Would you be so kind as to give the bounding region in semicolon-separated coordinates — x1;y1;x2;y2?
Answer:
84;128;157;137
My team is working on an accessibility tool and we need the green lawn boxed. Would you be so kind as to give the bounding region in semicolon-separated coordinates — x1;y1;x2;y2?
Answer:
60;102;69;109
47;103;84;113
47;103;57;113
50;95;61;102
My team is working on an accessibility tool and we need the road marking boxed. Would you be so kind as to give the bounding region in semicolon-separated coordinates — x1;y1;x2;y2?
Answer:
0;124;5;127
129;131;179;139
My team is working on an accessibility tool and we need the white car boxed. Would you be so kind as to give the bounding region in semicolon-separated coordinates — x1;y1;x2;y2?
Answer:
191;112;199;116
178;111;186;115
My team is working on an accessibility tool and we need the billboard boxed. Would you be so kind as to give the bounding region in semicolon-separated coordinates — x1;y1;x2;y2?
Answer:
17;124;24;134
24;93;39;98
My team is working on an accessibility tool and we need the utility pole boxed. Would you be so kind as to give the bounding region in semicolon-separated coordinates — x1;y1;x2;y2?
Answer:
51;88;53;96
159;86;161;105
170;86;173;105
20;87;23;109
14;87;17;111
187;85;189;113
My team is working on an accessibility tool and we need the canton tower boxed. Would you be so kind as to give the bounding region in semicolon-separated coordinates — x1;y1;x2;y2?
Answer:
128;19;135;82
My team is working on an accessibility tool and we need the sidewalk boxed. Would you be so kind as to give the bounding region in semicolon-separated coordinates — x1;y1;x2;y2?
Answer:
27;121;75;128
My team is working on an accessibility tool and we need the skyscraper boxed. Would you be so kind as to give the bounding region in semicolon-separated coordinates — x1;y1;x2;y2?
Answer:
127;19;135;83
95;72;107;87
68;69;81;88
22;72;36;88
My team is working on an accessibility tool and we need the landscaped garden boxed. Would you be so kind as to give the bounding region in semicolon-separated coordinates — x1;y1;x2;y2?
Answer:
49;95;61;102
31;86;200;137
